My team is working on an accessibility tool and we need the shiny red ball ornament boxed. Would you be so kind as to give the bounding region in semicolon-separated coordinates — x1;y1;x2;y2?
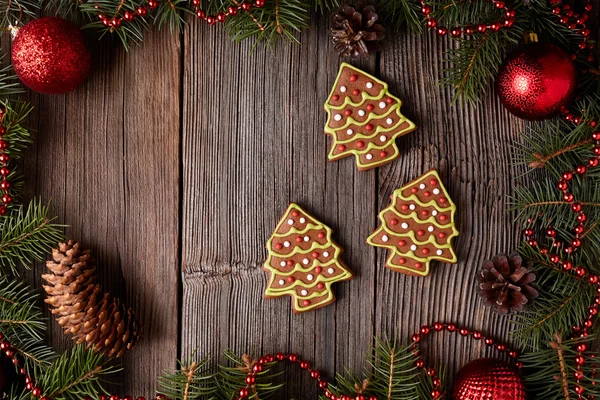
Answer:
496;39;576;121
11;17;92;95
451;358;527;400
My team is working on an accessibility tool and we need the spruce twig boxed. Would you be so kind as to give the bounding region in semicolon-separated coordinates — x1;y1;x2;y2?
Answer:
549;334;570;400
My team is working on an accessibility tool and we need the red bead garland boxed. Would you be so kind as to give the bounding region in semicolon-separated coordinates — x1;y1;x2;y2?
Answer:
235;352;377;400
0;107;11;216
409;323;522;399
96;0;265;30
420;0;516;37
550;0;594;61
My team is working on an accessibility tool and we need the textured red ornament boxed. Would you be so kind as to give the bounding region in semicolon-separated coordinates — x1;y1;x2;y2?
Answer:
451;358;527;400
496;42;576;121
11;17;92;95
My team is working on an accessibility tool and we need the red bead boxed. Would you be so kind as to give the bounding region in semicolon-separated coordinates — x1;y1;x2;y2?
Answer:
578;213;588;222
123;11;135;21
2;194;12;204
437;27;447;36
216;12;226;22
563;171;573;180
310;370;320;379
572;203;582;212
109;396;119;400
300;361;310;369
253;364;263;373
31;388;42;397
255;0;265;7
431;389;441;399
415;359;424;368
421;5;431;14
206;16;216;25
136;6;148;15
427;19;437;28
575;386;585;395
0;153;8;163
563;192;574;202
450;27;461;37
0;140;7;150
446;323;456;332
420;326;430;335
473;331;482;339
241;1;251;10
575;370;584;379
228;6;238;15
288;353;298;362
196;9;206;18
576;165;587;174
557;180;568;190
0;180;10;191
148;0;158;8
495;0;505;8
496;344;506;351
459;328;469;336
411;334;421;342
433;322;443;331
246;374;256;384
477;24;486;33
239;388;249;398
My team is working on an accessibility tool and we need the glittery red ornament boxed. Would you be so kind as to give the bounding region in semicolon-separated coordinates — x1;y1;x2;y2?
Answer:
496;38;576;121
11;17;92;95
451;358;527;400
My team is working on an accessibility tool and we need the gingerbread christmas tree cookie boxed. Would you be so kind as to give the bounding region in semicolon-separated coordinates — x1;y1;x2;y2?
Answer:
264;203;353;313
367;170;459;276
324;63;416;171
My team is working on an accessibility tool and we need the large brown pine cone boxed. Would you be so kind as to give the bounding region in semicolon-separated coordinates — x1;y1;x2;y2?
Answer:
42;240;142;358
330;4;385;58
478;252;538;315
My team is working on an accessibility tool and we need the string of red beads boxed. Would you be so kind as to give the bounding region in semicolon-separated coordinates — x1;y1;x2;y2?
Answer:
410;322;521;399
96;0;265;30
0;331;165;400
420;0;515;37
236;352;377;400
550;0;594;61
0;107;12;216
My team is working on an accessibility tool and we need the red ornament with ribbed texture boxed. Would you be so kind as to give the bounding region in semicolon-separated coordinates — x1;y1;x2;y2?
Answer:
11;17;91;95
451;358;527;400
496;36;576;121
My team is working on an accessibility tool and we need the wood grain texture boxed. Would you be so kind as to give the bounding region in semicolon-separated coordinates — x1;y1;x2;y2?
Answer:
18;2;600;396
23;28;181;394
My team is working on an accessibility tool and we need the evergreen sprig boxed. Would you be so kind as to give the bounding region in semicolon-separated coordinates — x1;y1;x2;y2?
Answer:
157;357;217;399
0;199;64;274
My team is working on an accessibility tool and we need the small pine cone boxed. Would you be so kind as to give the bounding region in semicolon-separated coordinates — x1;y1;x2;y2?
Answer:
479;252;539;315
42;240;142;358
330;4;385;58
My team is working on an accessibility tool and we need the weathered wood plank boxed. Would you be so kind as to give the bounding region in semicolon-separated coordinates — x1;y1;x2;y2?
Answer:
23;28;181;394
181;13;376;397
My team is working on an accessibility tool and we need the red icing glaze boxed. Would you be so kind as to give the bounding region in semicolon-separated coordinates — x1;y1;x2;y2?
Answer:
303;300;310;306
353;89;360;95
332;94;339;101
440;198;447;204
390;219;398;225
439;232;446;238
380;151;387;157
344;110;352;116
401;204;409;210
367;104;374;111
338;144;346;151
317;232;325;239
415;262;422;269
296;236;303;243
287;276;295;283
411;187;418;193
440;215;447;221
275;243;283;250
399;258;406;264
315;266;322;274
287;260;294;266
430;179;438;185
312;251;319;258
398;240;406;246
424;191;431;197
417;230;425;236
292;211;299;217
317;282;325;289
366;124;373;131
421;210;429;216
422;248;429;255
356;141;365;148
386;97;393;104
350;74;358;82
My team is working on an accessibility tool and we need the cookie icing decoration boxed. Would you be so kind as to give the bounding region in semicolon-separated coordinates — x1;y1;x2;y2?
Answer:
367;169;459;276
324;63;417;171
264;203;353;313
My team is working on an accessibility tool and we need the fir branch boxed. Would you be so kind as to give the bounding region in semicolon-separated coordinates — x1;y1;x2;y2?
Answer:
0;276;45;341
157;357;217;400
0;199;64;274
549;334;570;400
215;352;282;399
377;0;422;33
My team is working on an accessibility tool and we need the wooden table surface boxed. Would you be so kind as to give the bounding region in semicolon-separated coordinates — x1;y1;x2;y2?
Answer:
21;8;575;397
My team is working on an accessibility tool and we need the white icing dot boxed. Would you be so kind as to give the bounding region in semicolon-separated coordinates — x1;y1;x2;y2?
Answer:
382;234;389;242
428;226;434;232
433;188;440;195
366;154;373;160
432;210;438;216
437;249;443;256
340;86;347;92
410;245;417;251
300;217;306;223
334;114;342;121
401;222;409;229
358;110;366;117
380;135;387;142
287;219;294;225
280;261;286;267
279;279;285;285
284;241;291;247
303;258;309;265
386;118;393;125
419;183;426;189
323;251;330;257
379;101;386;109
304;236;310;242
327;267;335;274
409;204;416;210
347;129;354;135
301;289;308;296
307;274;314;281
366;82;374;89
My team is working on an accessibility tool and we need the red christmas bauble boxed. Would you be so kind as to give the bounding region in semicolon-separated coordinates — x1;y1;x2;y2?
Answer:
11;17;92;95
496;42;576;121
451;358;527;400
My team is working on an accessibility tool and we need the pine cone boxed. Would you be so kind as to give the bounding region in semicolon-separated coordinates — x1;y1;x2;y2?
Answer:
330;4;385;58
479;253;538;315
42;240;142;358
